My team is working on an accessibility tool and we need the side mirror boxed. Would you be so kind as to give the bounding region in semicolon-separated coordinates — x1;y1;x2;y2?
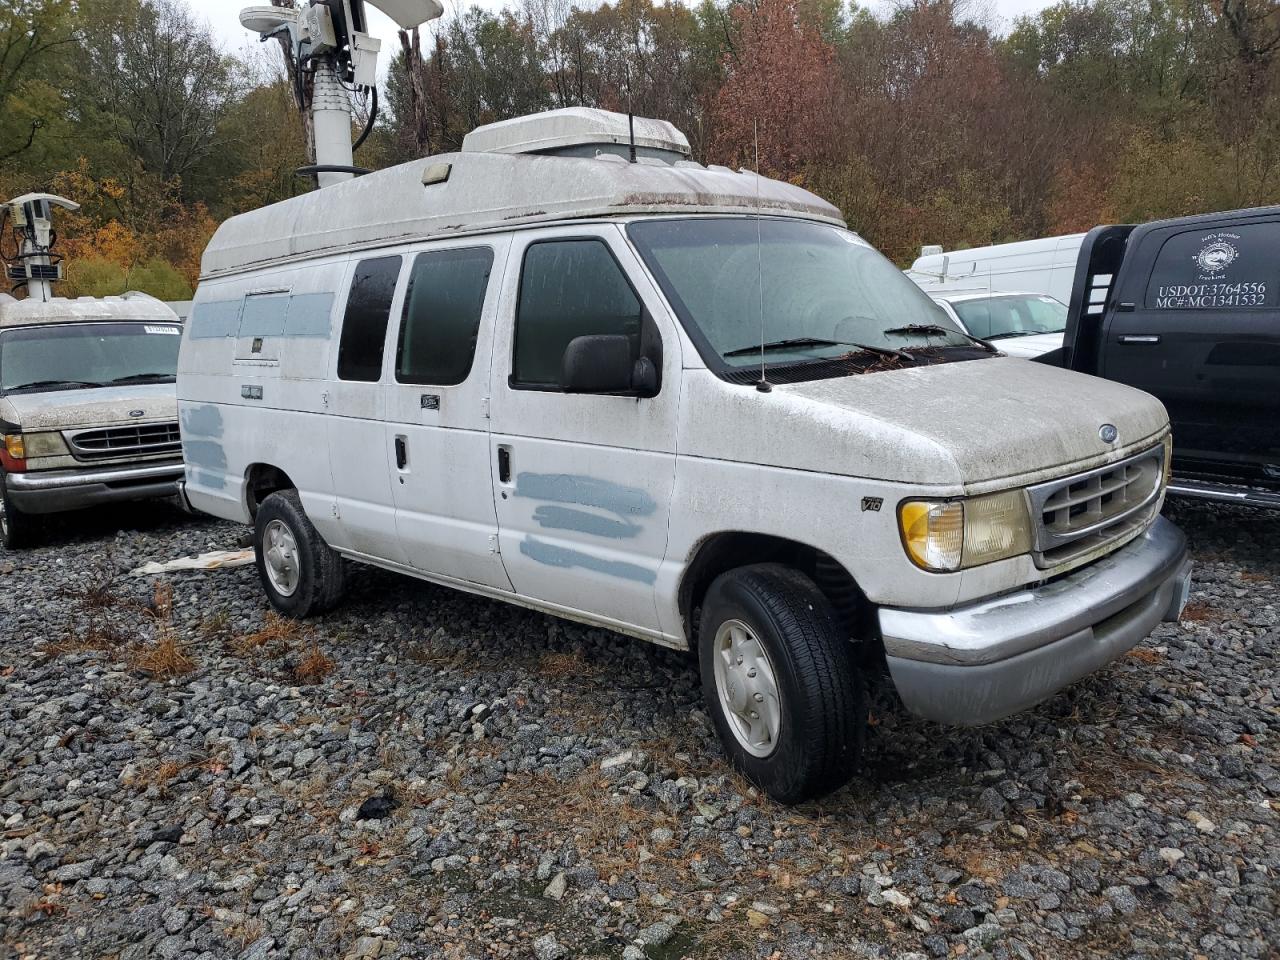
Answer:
561;335;657;396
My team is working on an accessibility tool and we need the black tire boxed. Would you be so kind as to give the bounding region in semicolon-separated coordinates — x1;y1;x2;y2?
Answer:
698;563;865;804
0;472;41;550
254;490;345;617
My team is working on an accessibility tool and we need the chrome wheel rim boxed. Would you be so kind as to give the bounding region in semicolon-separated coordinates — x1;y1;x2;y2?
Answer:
0;496;8;539
262;519;300;597
712;619;781;758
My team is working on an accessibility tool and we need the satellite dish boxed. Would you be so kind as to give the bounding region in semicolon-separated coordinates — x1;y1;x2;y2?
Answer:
365;0;444;29
239;5;298;34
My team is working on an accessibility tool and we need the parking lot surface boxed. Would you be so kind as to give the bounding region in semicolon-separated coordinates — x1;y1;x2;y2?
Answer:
1;500;1276;959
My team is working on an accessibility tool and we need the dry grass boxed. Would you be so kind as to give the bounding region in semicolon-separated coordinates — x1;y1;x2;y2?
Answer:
1238;569;1274;584
232;611;305;656
1179;600;1220;623
1126;647;1163;664
56;554;124;610
537;650;599;680
200;607;233;642
42;622;129;659
130;583;196;679
293;643;335;684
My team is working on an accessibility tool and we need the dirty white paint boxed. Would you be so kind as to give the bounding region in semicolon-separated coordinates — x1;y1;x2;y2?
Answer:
0;293;178;331
181;109;1177;681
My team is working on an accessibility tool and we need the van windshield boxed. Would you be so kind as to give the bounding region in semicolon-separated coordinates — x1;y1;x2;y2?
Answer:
0;321;182;394
627;218;970;371
949;294;1067;340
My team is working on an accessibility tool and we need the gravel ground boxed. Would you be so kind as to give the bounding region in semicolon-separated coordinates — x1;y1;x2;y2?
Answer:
1;498;1276;960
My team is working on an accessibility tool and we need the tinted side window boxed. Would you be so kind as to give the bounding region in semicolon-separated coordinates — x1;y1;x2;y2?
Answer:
513;239;641;387
396;247;494;386
1145;222;1278;309
337;256;401;381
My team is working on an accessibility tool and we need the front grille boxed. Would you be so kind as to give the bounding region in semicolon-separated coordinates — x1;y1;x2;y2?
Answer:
1028;445;1164;568
66;422;182;461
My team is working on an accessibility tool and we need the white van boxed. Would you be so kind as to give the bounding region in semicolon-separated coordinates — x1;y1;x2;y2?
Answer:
178;109;1191;803
0;293;185;548
909;234;1085;303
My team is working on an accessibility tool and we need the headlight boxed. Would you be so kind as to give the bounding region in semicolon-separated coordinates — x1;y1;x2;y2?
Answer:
899;489;1033;572
22;431;70;458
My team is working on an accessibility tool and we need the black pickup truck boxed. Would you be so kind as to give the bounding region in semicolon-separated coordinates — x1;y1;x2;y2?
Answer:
1040;205;1280;508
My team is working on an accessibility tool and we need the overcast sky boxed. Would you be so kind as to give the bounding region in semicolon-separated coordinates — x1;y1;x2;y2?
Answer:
207;0;1061;66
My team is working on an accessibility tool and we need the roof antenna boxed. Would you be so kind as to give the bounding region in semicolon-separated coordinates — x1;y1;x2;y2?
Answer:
753;120;771;393
625;66;637;163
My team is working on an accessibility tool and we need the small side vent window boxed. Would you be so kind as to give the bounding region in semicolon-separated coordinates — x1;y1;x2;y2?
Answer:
337;256;402;381
396;247;494;386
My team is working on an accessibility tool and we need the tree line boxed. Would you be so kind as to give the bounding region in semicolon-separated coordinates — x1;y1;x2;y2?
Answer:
2;0;1277;298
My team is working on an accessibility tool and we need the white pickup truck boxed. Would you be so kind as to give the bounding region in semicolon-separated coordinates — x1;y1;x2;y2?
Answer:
178;109;1192;803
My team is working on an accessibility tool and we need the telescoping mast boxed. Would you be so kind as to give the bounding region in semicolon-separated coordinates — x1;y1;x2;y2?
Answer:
238;0;444;189
1;194;81;303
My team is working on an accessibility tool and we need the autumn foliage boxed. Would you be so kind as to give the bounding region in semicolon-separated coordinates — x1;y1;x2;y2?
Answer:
711;0;838;179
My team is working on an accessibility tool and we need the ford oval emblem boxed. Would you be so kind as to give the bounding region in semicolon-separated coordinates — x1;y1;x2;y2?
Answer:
129;409;145;418
1099;423;1119;444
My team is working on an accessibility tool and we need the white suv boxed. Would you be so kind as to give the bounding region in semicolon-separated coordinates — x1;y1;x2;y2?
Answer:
177;109;1191;803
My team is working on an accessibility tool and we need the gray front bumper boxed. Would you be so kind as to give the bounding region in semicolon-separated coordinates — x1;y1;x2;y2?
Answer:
6;461;185;514
880;516;1191;726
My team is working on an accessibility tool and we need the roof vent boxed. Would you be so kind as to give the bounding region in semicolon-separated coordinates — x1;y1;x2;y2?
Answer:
461;108;691;163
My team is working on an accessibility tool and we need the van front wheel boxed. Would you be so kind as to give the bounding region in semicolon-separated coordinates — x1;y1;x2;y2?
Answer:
0;473;40;550
698;564;865;804
254;490;345;617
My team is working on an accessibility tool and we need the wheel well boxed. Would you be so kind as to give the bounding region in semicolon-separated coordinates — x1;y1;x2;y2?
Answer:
244;463;296;517
678;533;873;646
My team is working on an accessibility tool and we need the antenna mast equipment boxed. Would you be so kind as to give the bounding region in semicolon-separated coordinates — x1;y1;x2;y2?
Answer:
1;193;80;302
238;0;443;189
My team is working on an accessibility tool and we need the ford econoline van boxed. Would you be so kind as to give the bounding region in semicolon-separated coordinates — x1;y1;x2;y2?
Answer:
0;293;185;548
178;109;1192;803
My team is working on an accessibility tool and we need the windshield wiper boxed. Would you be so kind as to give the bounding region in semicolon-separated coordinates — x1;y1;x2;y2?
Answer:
724;337;913;361
725;336;848;357
107;372;175;384
987;329;1066;340
4;379;104;392
882;324;997;352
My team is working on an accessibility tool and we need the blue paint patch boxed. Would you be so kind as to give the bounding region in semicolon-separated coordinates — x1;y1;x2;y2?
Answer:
285;292;334;337
532;504;642;540
180;404;223;438
514;473;657;518
189;300;242;339
520;537;656;584
182;439;226;468
182;439;227;490
238;295;289;337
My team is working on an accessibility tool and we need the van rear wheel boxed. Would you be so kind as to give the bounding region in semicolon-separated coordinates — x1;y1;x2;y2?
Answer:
698;564;865;804
254;490;345;617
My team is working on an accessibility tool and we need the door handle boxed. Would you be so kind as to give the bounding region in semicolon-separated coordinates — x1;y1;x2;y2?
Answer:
497;445;511;484
394;435;408;469
1118;335;1160;344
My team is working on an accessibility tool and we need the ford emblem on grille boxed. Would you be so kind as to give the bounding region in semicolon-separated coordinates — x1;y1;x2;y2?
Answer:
128;409;145;418
1099;423;1119;443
